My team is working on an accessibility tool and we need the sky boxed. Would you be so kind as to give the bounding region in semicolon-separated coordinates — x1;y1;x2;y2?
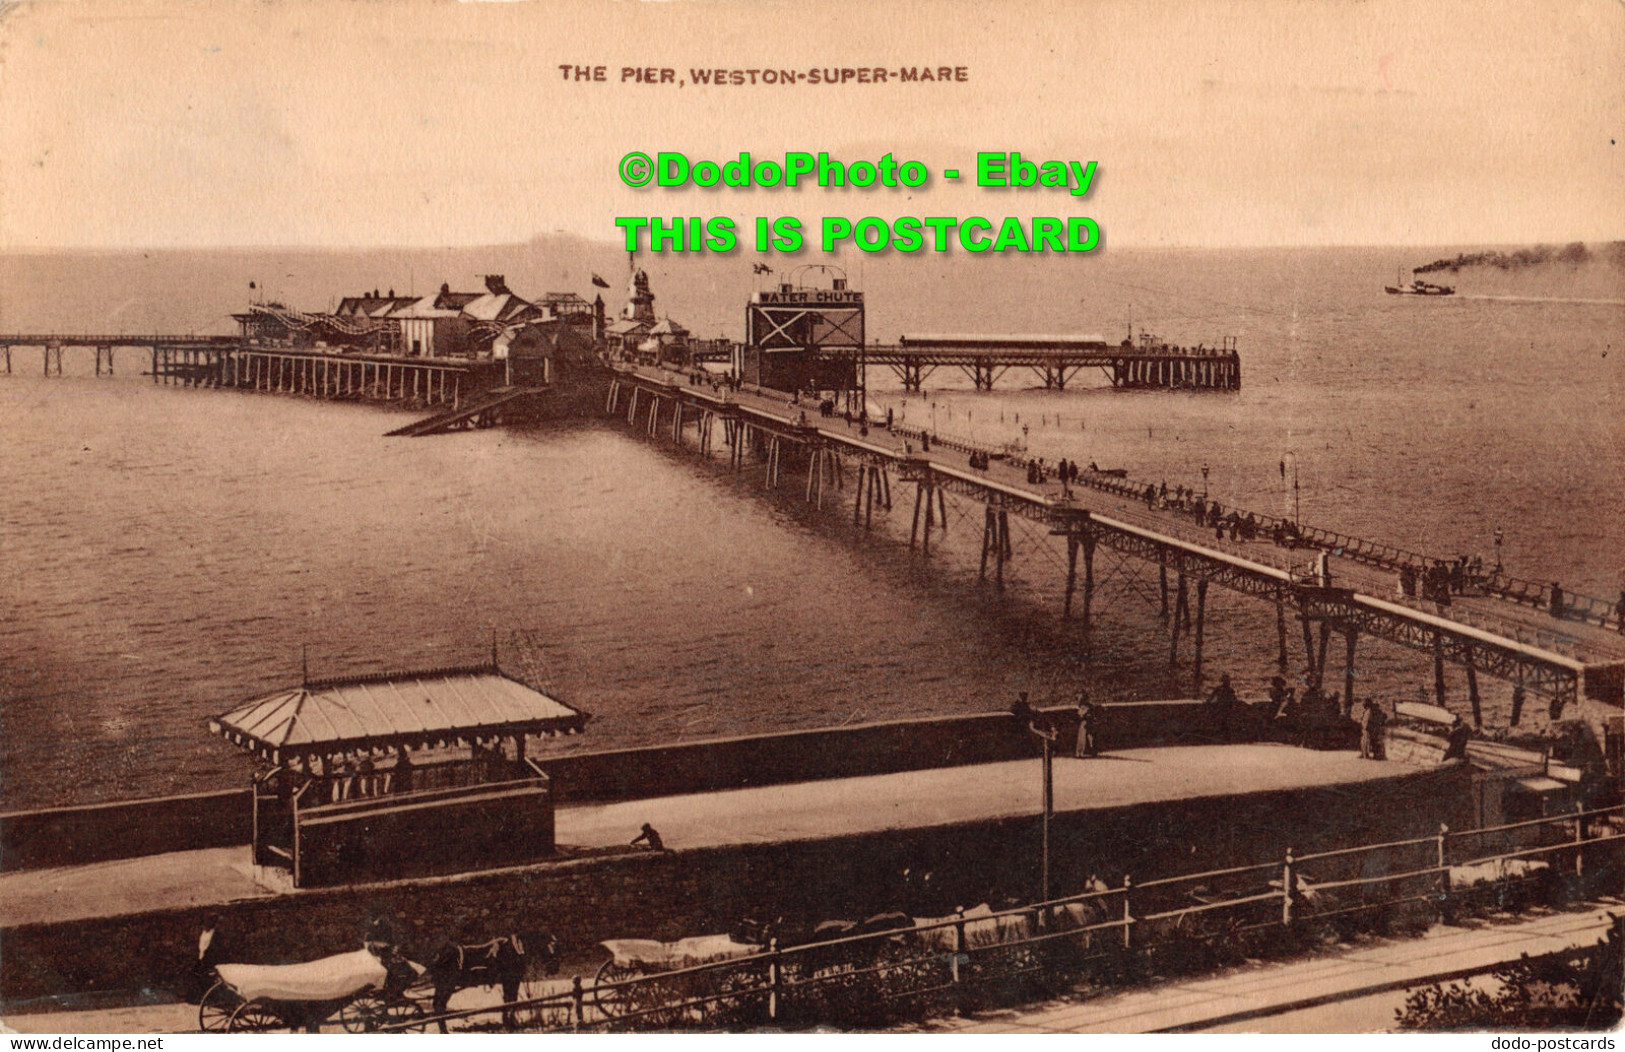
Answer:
0;0;1621;250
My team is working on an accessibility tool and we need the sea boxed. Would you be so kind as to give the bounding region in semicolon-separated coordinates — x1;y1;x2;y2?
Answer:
1;244;1621;810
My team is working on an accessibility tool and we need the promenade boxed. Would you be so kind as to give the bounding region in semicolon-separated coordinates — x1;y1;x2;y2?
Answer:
0;743;1414;929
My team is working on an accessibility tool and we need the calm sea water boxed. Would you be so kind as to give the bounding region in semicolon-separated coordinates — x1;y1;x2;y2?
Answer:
1;245;1620;809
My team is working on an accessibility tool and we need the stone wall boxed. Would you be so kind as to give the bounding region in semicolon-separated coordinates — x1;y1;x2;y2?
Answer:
0;763;1471;1008
2;701;1233;873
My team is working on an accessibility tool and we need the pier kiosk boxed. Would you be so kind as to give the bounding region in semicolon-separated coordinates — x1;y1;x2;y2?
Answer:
210;664;588;888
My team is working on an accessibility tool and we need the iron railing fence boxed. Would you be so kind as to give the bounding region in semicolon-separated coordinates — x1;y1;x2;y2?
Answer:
382;803;1622;1033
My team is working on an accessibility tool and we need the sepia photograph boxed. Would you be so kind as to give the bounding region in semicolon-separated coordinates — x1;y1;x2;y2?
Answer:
1;0;1621;1036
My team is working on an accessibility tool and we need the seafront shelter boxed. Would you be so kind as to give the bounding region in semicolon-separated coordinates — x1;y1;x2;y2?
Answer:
209;664;589;888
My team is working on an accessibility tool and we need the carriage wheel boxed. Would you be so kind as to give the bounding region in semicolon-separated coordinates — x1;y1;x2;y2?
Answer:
592;959;683;1029
197;980;239;1033
590;959;640;1018
227;1000;289;1033
378;996;430;1033
710;961;771;1028
338;994;384;1033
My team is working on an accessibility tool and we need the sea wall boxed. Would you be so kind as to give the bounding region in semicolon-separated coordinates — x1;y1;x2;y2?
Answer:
2;701;1237;874
0;764;1471;1007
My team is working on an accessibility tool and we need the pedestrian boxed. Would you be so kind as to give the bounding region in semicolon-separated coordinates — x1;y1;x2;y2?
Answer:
1010;691;1036;725
1442;714;1471;762
1074;691;1098;758
631;823;666;851
189;915;228;1003
1550;581;1564;618
1267;675;1291;719
1358;698;1387;760
392;747;414;793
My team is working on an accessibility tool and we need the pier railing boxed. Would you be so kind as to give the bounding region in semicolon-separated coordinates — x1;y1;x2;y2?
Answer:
390;803;1623;1033
865;413;1620;635
1059;467;1620;632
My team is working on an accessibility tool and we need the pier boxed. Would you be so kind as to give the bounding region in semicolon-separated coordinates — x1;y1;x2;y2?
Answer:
150;344;490;407
0;333;503;408
0;333;233;377
694;334;1242;392
604;362;1624;716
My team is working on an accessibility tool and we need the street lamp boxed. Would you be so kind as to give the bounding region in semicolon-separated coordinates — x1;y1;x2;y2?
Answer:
1026;718;1058;908
1280;453;1301;528
1493;528;1504;574
1201;463;1210;501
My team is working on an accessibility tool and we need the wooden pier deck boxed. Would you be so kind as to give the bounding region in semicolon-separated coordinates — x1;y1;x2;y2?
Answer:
692;336;1242;391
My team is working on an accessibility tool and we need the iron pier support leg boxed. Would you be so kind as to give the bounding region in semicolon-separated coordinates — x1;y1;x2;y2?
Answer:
1169;572;1188;675
1316;622;1331;694
1465;651;1481;727
856;466;868;527
988;507;1001;588
1276;593;1289;668
910;483;923;549
1063;535;1078;617
1193;578;1208;684
1433;633;1447;706
981;507;995;579
1301;615;1319;689
1343;630;1358;717
929;484;942;556
1082;535;1096;636
1159;561;1170;621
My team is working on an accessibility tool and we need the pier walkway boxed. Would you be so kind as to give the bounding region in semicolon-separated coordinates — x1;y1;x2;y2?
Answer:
692;335;1242;392
606;362;1625;716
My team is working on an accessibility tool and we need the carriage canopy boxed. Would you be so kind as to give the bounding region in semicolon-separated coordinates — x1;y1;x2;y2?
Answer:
208;663;588;765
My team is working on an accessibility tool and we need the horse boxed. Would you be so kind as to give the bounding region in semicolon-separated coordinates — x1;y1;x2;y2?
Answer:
426;931;560;1032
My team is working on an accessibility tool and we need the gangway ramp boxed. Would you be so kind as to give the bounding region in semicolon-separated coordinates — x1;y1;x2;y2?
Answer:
384;386;544;437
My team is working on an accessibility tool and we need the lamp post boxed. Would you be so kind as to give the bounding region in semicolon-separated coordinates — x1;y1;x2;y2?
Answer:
1201;463;1210;501
1281;453;1301;528
1027;718;1058;907
1493;528;1504;574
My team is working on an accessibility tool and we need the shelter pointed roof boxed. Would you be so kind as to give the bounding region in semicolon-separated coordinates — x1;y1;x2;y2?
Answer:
208;664;588;762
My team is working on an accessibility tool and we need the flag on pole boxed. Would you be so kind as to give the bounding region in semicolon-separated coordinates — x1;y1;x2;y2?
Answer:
591;273;610;289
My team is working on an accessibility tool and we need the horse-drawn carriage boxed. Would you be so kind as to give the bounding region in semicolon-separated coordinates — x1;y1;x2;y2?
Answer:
198;946;429;1033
